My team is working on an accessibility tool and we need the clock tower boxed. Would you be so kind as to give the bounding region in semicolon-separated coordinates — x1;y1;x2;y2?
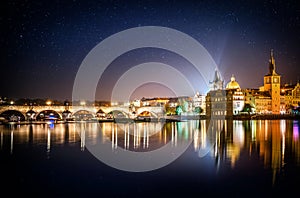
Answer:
263;49;281;114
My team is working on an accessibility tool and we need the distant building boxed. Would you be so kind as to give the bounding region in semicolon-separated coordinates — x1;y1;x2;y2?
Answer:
206;89;233;117
291;82;300;107
193;91;206;114
140;97;169;107
206;69;233;117
132;99;141;107
280;82;300;114
281;83;295;111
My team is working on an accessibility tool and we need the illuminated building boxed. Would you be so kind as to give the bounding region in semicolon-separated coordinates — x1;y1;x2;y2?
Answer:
226;75;245;115
257;50;281;114
193;91;206;115
281;83;294;112
206;69;233;117
243;88;259;114
291;82;300;107
206;70;247;117
280;82;300;114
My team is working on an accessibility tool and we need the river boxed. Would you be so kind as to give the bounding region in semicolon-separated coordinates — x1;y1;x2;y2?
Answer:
0;119;299;197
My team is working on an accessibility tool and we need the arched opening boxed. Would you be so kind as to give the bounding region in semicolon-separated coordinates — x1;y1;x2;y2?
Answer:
0;110;25;121
135;111;157;122
36;110;61;121
139;111;152;117
107;110;128;119
73;110;95;121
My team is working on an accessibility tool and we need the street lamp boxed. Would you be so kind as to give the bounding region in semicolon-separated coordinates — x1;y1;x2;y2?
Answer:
46;100;52;106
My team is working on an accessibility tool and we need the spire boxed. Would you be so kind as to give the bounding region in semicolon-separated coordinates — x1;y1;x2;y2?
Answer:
270;49;275;66
230;74;235;82
209;68;224;90
213;68;220;82
269;49;276;75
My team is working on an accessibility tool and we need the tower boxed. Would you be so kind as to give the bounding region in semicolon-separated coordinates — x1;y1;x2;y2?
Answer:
263;49;281;114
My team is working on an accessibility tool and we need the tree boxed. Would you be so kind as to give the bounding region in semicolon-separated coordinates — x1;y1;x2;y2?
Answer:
176;105;183;115
241;103;253;114
194;107;203;114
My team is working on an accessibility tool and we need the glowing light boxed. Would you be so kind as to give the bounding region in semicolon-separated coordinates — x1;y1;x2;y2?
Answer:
46;100;52;106
47;129;51;152
293;123;299;141
280;120;286;135
10;131;13;154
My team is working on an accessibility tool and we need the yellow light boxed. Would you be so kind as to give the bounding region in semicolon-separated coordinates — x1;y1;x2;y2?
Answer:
80;101;86;106
46;100;52;105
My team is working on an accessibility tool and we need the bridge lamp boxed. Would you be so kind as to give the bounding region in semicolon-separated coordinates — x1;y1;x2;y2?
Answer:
111;102;118;106
80;101;86;106
46;100;52;106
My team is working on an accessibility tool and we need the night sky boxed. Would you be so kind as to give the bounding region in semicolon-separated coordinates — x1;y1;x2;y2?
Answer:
1;0;299;101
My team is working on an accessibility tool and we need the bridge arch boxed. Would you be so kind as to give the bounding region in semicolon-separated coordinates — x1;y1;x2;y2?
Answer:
107;110;129;118
137;111;158;118
36;110;62;121
136;106;164;117
0;110;26;121
72;110;95;120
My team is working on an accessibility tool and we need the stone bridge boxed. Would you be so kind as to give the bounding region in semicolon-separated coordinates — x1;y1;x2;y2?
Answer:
0;105;165;121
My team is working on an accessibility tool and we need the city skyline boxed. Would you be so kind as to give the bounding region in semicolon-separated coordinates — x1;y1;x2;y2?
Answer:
1;0;299;100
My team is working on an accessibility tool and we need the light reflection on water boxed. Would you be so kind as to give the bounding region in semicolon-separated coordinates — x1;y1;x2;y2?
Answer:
1;120;300;167
0;119;300;195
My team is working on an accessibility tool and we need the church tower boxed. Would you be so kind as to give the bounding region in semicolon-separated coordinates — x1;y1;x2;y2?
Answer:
209;68;224;91
263;49;281;114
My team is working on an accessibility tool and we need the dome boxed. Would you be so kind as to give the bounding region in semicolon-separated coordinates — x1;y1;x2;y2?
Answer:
226;75;240;90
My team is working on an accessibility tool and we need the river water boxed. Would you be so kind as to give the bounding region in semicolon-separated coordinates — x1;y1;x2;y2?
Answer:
0;119;299;197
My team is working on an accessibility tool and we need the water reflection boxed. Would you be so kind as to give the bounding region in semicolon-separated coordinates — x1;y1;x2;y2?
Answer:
199;119;300;186
0;119;300;184
0;122;79;155
75;121;198;152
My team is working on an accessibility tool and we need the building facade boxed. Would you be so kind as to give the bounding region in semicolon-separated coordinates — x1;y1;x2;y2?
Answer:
225;75;245;115
206;69;233;118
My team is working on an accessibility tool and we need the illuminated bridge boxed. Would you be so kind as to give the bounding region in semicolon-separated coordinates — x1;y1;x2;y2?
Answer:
0;105;165;121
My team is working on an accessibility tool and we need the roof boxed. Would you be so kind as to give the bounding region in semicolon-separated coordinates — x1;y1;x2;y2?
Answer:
226;75;240;90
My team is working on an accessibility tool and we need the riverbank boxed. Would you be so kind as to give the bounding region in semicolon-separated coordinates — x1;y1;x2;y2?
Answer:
1;114;300;125
232;114;300;120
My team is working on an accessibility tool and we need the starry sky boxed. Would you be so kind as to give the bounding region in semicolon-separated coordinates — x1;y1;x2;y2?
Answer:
1;0;299;101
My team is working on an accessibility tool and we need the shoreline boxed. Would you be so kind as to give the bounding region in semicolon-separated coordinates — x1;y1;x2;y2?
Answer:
1;114;299;125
